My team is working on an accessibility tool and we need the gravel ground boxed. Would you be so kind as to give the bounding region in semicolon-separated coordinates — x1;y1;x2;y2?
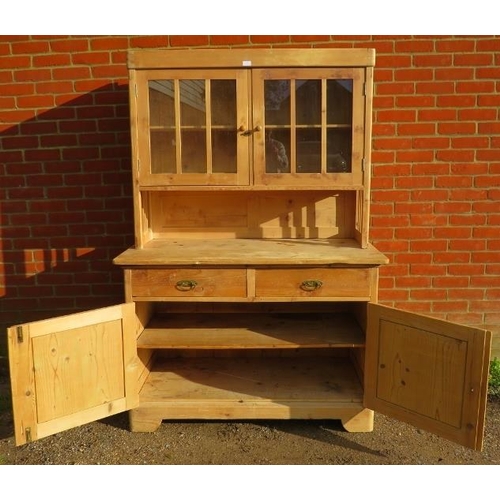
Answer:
1;378;498;500
1;374;499;466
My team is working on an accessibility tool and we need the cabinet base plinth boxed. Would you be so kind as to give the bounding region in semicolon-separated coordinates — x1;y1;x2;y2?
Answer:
128;405;373;433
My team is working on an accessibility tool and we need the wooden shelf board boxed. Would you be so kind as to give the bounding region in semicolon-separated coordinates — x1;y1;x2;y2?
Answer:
137;185;364;192
114;238;388;266
138;313;365;349
139;356;364;407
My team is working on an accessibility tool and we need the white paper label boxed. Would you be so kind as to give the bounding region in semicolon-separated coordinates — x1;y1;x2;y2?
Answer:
242;60;252;67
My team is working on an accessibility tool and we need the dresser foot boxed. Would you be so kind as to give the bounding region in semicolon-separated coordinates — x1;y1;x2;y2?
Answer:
341;408;374;432
129;409;162;432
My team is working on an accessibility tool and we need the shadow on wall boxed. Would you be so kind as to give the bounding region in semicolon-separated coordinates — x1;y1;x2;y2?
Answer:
0;83;135;363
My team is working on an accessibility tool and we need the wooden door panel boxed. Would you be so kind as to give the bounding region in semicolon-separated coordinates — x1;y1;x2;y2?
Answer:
8;303;138;445
364;303;491;451
135;69;250;187
252;67;366;187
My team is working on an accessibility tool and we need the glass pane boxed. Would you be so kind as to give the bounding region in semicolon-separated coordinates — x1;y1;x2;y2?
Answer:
296;80;321;125
327;79;353;125
180;80;206;127
212;130;237;173
211;80;237;173
297;129;321;173
211;80;236;127
149;80;175;128
151;131;175;174
265;80;290;125
179;80;207;173
181;131;206;173
327;129;351;173
149;80;176;174
265;80;290;173
265;128;290;173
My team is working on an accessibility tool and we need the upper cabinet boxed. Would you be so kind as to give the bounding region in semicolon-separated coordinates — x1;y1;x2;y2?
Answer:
128;49;375;189
252;67;366;187
135;68;251;186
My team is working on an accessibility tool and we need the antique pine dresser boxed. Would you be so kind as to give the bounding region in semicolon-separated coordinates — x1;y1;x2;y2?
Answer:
8;48;491;450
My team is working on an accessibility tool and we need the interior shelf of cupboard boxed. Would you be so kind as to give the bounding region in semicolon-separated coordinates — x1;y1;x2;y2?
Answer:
137;356;364;420
138;312;365;349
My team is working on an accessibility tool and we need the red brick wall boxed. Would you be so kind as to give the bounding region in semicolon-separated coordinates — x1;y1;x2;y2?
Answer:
1;35;499;353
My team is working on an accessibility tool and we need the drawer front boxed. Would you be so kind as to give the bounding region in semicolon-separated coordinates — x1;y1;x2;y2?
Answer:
255;268;373;299
131;269;247;298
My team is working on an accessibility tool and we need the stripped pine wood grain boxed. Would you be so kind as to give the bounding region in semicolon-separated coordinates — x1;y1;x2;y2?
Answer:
8;304;138;446
365;304;492;451
140;356;364;407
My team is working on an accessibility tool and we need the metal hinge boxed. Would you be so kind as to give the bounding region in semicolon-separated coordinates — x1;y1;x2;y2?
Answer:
25;427;32;443
363;82;367;96
134;83;138;98
16;326;23;343
362;158;366;172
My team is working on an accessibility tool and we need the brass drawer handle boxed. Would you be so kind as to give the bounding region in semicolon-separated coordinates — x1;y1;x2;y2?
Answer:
175;279;197;291
300;279;323;291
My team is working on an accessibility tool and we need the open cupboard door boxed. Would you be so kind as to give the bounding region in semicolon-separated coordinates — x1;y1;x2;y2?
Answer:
8;303;138;446
364;303;491;451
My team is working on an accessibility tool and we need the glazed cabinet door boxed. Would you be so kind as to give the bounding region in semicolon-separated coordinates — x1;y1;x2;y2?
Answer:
364;303;491;451
8;303;138;445
133;69;251;186
252;68;368;187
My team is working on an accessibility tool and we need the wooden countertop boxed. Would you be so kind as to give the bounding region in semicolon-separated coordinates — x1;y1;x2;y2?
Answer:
114;238;389;267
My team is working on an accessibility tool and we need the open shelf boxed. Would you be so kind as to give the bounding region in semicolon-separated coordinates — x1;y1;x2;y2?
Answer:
138;356;364;419
138;313;365;349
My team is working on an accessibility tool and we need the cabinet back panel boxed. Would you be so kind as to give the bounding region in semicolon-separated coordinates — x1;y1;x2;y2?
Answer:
150;191;355;239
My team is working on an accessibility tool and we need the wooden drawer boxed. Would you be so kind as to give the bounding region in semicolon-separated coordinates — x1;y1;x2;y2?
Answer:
254;268;373;299
131;269;247;298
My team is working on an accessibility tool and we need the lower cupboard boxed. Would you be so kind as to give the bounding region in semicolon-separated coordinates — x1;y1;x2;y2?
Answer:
8;301;491;450
130;308;370;432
